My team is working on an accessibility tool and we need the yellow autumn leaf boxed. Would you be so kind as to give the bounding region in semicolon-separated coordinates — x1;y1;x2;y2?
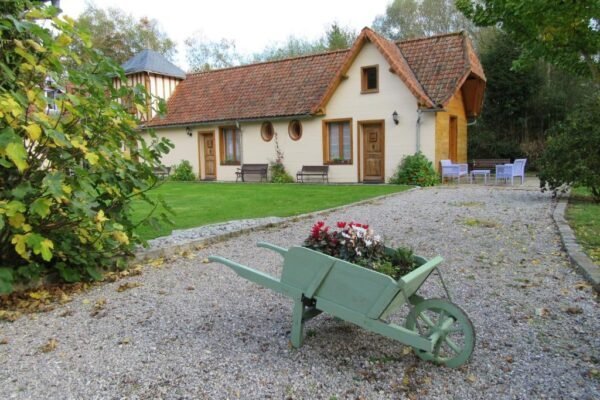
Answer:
112;231;129;245
24;124;42;141
29;290;50;300
85;152;99;165
11;234;30;260
8;212;25;228
95;210;108;223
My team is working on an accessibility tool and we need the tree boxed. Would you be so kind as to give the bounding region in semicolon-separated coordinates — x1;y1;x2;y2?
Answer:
323;23;357;50
184;33;242;72
0;1;173;293
456;0;600;82
253;23;356;63
538;94;600;201
468;30;587;166
74;4;176;65
373;0;475;40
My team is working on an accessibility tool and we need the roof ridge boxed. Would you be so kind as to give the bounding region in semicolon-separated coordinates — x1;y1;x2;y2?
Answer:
396;31;465;45
187;48;351;76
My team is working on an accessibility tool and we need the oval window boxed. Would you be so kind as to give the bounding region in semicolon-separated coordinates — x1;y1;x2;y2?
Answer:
261;121;274;142
288;120;302;141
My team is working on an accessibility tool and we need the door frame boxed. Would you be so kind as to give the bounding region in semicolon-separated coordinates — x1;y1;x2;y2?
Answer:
358;120;385;183
197;130;216;180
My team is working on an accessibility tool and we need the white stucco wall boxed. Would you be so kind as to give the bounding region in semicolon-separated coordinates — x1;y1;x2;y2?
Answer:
150;42;437;182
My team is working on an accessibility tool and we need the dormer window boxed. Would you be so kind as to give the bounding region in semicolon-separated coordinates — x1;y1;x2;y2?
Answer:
361;65;379;93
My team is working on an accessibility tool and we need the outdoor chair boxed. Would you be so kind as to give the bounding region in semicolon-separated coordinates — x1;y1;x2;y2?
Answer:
440;159;468;183
495;158;527;185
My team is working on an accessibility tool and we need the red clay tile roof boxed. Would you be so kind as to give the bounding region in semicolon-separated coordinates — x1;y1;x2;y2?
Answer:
147;28;485;127
147;50;349;127
398;31;486;106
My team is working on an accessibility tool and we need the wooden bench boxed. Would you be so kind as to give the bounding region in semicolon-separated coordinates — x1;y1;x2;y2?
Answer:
235;163;268;182
153;166;171;180
472;159;511;170
296;165;329;183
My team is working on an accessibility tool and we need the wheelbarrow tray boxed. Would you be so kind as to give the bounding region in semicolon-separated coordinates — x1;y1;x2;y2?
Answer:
209;242;442;353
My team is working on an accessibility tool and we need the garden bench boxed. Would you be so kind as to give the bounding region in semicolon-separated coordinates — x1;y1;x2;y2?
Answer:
296;165;329;183
472;159;511;170
153;166;171;180
235;163;268;182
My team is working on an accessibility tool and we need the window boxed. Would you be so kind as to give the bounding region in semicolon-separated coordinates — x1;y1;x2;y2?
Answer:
261;121;274;142
361;65;379;93
323;119;352;164
220;126;242;165
288;120;302;141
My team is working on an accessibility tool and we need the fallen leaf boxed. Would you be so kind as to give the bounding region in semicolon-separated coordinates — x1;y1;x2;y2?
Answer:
117;282;142;292
574;281;592;290
149;258;164;268
0;310;21;322
185;286;195;291
118;337;131;345
82;299;90;305
565;306;583;315
0;338;8;345
466;374;476;383
40;338;58;353
535;308;549;317
402;346;412;356
505;355;513;363
202;258;210;264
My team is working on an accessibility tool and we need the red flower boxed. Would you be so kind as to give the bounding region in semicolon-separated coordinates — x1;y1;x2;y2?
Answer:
311;221;326;238
336;221;347;228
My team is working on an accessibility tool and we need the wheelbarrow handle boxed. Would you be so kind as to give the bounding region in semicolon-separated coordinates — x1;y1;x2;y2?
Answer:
257;242;288;257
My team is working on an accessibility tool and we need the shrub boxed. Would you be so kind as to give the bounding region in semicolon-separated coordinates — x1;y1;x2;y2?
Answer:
538;94;600;202
389;152;439;186
269;132;294;183
170;160;196;181
0;2;173;293
270;163;294;183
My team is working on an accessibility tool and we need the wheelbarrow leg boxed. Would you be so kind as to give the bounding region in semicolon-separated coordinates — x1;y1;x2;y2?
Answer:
290;297;305;348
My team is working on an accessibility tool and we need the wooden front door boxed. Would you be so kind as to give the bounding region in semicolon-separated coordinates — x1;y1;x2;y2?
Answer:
362;123;385;182
202;133;216;180
449;116;458;162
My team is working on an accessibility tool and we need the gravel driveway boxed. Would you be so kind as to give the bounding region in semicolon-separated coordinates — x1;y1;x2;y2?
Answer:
1;185;598;399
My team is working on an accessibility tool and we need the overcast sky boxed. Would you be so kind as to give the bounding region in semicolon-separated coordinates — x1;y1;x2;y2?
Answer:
59;0;392;68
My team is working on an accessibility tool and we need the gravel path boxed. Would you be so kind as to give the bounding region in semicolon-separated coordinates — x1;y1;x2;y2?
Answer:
1;186;598;399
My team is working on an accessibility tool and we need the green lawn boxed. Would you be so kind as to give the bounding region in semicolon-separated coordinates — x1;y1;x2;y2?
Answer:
566;187;600;264
131;182;411;240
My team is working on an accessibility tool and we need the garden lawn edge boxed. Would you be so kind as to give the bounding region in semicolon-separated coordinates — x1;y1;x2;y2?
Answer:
553;194;600;292
134;187;420;262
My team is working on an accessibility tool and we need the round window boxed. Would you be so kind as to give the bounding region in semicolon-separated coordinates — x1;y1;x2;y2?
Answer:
288;120;302;141
261;121;274;142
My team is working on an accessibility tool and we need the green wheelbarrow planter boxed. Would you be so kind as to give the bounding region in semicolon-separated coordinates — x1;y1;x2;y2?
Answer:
208;242;475;368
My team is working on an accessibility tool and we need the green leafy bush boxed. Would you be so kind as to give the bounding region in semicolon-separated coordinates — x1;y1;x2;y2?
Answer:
389;152;439;186
538;94;600;202
270;163;294;183
0;2;173;293
269;132;294;183
170;160;196;181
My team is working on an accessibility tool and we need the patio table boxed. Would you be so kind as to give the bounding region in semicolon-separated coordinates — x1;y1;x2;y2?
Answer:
470;169;490;184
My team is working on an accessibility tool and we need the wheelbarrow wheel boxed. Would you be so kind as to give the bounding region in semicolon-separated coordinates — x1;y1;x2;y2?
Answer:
405;298;475;368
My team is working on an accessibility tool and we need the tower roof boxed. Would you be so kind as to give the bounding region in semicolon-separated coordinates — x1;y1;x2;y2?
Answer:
121;49;186;79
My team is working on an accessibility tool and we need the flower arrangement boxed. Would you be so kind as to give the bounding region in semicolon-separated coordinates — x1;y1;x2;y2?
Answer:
303;221;418;279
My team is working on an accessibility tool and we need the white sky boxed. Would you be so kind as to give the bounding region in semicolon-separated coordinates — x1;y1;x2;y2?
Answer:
59;0;392;69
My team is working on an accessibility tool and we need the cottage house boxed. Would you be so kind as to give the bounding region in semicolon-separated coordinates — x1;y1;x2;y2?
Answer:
124;27;485;183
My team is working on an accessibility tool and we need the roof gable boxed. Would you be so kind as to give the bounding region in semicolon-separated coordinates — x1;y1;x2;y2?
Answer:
397;32;486;106
122;49;186;79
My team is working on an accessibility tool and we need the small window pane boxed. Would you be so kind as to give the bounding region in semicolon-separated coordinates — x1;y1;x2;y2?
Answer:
329;123;340;160
342;122;351;160
366;68;377;90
